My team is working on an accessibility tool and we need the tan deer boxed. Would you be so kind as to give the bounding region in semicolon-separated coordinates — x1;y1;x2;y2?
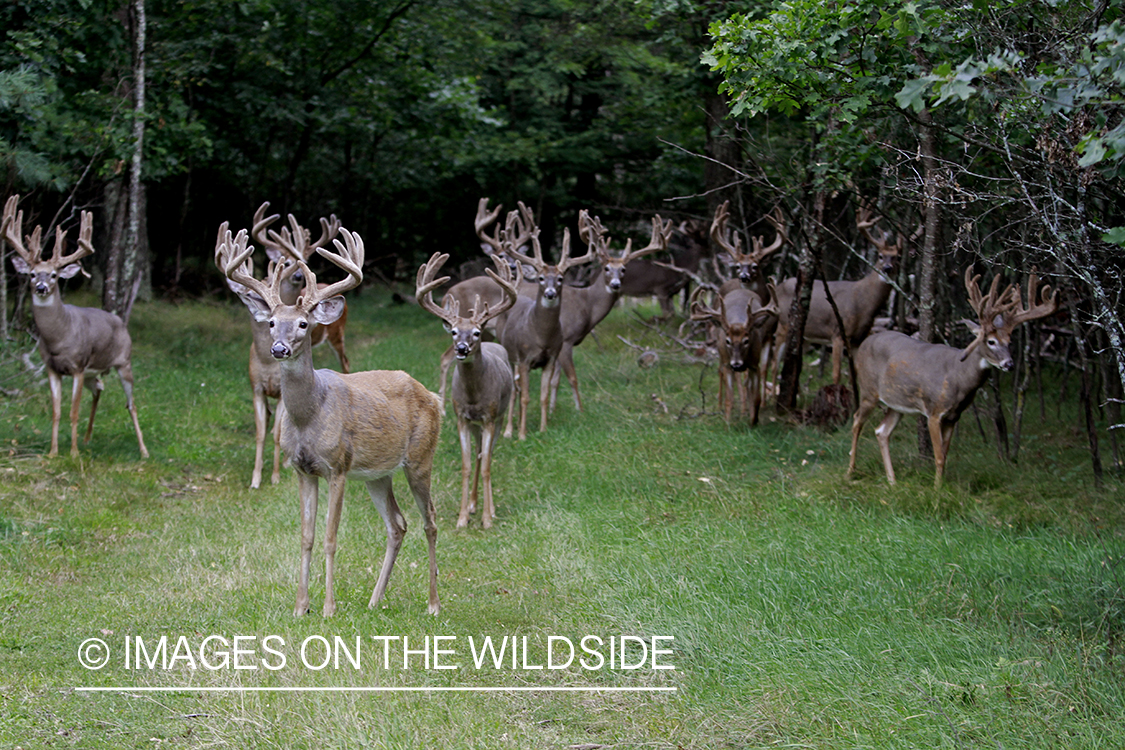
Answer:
772;206;901;386
251;201;350;371
3;195;148;458
848;267;1057;488
615;218;708;319
416;252;520;528
548;210;673;413
690;283;780;425
712;202;787;299
215;224;442;616
500;206;596;440
435;198;537;406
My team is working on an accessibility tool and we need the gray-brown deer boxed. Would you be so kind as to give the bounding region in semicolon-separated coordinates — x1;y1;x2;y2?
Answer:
712;202;787;299
548;210;672;413
215;224;442;616
435;198;537;406
772;206;901;385
251;201;351;371
848;267;1057;488
690;283;780;425
616;218;708;319
3;195;149;458
500;206;596;440
416;251;519;528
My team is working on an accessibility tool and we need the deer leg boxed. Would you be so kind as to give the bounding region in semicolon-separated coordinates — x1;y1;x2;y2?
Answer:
518;363;531;441
294;472;320;616
831;335;844;384
403;465;440;616
874;409;903;484
719;366;733;424
929;415;951;488
251;389;269;489
538;358;554;433
456;417;475;528
46;369;63;457
68;371;85;457
469;422;484;517
367;475;408;611
116;363;149;459
480;420;498;529
553;344;581;414
270;399;283;485
321;472;348;618
848;398;877;477
748;370;761;426
84;376;104;444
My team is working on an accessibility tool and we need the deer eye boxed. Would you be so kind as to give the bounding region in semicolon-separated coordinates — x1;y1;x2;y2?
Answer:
539;275;546;283
472;329;481;339
298;321;308;329
269;320;275;328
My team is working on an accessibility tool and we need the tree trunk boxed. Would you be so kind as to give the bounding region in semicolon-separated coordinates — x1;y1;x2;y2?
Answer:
777;192;825;413
916;107;941;458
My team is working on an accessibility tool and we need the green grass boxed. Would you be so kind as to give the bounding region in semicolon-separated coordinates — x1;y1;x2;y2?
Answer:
1;289;1123;749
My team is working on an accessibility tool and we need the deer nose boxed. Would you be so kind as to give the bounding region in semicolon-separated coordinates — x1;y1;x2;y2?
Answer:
271;342;291;360
739;271;752;283
543;287;558;300
455;343;470;358
609;278;621;291
35;282;49;295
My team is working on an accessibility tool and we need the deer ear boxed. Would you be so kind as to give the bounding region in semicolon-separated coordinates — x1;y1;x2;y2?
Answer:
58;263;84;279
960;318;981;336
264;247;283;263
11;256;31;274
235;289;272;323
311;295;346;326
717;252;733;265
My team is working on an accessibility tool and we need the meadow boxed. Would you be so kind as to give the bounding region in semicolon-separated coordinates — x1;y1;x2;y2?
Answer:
1;287;1122;749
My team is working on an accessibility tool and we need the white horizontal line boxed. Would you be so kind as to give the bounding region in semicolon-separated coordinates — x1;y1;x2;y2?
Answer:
76;686;677;693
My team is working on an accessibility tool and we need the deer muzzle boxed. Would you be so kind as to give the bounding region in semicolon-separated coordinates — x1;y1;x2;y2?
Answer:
271;341;292;360
455;342;471;359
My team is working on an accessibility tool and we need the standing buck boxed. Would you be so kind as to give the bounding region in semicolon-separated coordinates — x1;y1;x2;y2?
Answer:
3;195;149;458
251;201;351;371
848;267;1057;487
690;283;780;425
500;206;596;440
712;202;786;298
617;218;708;318
548;210;672;413
215;224;442;616
773;206;901;385
416;252;519;528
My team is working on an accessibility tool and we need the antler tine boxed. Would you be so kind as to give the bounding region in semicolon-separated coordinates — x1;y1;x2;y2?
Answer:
1;194;37;264
285;213;311;259
215;223;284;308
710;200;746;260
251;202;287;259
310;214;342;254
478;252;522;325
557;226;598;273
623;215;673;263
964;266;986;316
474;197;505;254
856;204;899;257
689;286;722;322
52;210;96;269
303;227;364;307
752;207;787;261
415;252;455;323
1008;270;1058;328
505;204;543;268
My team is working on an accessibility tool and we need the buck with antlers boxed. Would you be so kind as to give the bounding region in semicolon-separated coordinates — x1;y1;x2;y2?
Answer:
690;282;780;425
772;205;901;386
434;198;536;407
500;205;596;440
215;224;442;616
848;267;1057;488
416;252;519;528
616;218;708;319
548;210;673;413
712;201;787;298
251;202;351;371
3;195;149;458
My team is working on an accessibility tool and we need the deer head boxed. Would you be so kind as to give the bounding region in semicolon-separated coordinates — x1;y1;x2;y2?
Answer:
578;211;673;293
960;266;1057;369
507;202;595;307
3;195;95;299
251;201;343;300
416;250;521;361
711;201;787;286
855;205;902;276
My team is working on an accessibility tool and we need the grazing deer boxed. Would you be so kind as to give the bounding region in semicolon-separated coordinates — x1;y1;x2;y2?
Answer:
3;195;149;459
548;211;673;413
416;252;519;528
848;267;1057;487
772;206;901;385
712;202;787;299
251;202;351;372
215;224;442;616
690;283;780;425
616;218;708;319
500;205;596;440
436;198;536;407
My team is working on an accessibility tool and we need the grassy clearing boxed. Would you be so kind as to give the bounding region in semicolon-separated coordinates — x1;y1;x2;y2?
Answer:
1;289;1123;749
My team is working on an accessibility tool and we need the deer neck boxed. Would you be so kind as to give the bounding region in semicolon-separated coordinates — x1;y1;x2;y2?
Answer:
455;347;491;400
29;290;74;342
277;346;329;426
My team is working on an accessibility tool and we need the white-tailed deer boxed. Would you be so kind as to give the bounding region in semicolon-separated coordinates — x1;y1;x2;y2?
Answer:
848;267;1057;487
616;218;708;318
416;251;519;528
251;201;350;372
690;283;779;425
548;211;672;412
500;205;596;440
215;224;442;616
773;206;901;385
712;202;786;299
435;198;536;406
3;195;149;459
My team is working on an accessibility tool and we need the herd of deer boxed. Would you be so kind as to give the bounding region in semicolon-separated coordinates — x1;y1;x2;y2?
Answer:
2;192;1058;616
